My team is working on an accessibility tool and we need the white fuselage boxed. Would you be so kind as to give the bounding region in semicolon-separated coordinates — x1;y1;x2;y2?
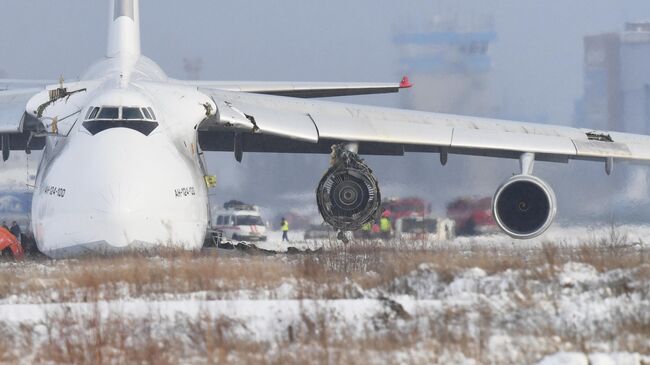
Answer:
31;56;214;257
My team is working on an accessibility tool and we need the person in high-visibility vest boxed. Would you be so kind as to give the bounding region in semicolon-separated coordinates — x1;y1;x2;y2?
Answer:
281;217;289;242
380;216;391;240
361;222;372;239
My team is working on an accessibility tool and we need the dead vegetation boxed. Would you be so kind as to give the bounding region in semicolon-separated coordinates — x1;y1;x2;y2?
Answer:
0;238;648;302
0;236;649;364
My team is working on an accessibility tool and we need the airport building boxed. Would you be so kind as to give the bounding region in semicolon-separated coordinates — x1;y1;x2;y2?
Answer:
575;22;650;202
395;18;498;116
576;21;650;134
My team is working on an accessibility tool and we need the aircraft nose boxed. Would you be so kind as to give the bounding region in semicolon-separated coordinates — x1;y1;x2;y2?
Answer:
33;129;208;256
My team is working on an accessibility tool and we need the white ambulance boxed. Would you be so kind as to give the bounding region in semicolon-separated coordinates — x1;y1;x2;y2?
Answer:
212;203;267;242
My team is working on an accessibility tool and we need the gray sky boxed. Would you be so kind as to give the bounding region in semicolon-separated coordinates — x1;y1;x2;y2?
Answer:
1;0;649;121
3;1;650;221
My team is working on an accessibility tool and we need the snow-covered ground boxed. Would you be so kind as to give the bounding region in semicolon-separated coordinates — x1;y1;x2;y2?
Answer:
0;226;649;364
244;222;649;253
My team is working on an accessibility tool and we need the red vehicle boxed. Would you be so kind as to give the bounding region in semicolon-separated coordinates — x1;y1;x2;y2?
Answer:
446;197;496;236
354;197;430;239
0;227;23;260
382;197;430;220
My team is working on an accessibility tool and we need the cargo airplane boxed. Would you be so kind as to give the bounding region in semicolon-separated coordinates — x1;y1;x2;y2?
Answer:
1;0;649;257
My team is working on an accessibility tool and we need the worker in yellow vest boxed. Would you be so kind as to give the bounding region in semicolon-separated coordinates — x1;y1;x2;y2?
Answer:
281;217;289;242
361;222;372;239
380;215;391;240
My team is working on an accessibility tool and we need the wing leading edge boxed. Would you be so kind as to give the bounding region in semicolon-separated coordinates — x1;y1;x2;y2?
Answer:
175;76;412;98
198;89;650;164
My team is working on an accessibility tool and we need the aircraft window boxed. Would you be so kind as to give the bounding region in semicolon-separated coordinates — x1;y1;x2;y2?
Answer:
122;107;144;120
82;106;159;136
88;107;100;120
85;107;94;120
216;216;223;225
97;107;119;119
147;107;156;120
141;108;152;120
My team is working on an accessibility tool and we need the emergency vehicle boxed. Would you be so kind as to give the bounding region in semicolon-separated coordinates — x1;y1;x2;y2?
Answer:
394;216;455;241
446;197;497;236
212;202;267;242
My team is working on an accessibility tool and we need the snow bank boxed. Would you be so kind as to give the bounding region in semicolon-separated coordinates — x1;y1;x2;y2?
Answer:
537;352;650;365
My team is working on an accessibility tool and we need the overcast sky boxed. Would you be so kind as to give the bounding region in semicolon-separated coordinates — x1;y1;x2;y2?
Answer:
1;0;649;122
2;1;650;221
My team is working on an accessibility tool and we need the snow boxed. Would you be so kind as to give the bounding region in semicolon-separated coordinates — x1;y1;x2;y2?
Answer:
0;299;391;342
1;224;649;363
2;259;648;363
536;352;589;365
246;223;650;254
536;352;650;365
559;262;599;288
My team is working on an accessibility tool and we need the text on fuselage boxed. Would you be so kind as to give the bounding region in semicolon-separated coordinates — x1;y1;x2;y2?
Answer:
174;187;196;198
43;185;67;198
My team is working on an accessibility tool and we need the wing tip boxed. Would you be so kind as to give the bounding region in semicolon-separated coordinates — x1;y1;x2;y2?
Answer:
399;76;413;89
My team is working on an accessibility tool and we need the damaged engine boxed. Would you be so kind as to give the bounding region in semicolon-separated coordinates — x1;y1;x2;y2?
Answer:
316;144;381;232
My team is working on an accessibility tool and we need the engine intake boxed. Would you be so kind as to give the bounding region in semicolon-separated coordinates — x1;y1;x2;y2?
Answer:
316;145;381;231
492;175;556;239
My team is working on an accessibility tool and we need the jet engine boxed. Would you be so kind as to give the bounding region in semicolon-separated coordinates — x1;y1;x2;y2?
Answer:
316;144;381;231
492;175;556;239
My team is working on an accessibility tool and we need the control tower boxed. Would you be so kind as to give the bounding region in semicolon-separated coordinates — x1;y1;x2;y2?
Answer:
392;13;503;203
395;15;497;116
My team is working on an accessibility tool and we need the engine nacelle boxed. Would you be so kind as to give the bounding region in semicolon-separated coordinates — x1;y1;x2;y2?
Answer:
316;165;381;232
492;175;556;239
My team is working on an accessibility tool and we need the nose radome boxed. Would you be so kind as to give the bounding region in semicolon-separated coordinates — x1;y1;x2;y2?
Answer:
33;129;208;256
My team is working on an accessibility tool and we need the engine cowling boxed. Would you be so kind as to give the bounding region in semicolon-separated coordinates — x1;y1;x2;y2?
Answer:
492;175;556;239
316;165;381;231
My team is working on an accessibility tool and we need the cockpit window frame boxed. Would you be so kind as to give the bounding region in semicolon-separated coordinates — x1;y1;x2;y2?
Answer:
122;107;144;120
97;107;120;120
82;105;159;137
84;106;157;121
141;107;152;120
88;107;100;120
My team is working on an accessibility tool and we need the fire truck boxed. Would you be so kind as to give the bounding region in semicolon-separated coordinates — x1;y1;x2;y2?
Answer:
446;197;496;236
382;197;430;220
355;197;431;239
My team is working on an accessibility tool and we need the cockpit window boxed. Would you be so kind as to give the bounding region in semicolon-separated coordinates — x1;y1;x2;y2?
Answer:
82;105;159;137
97;107;119;119
122;107;144;120
141;108;152;120
85;106;156;121
88;107;100;120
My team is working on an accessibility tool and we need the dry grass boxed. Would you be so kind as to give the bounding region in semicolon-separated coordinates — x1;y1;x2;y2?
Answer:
0;235;649;364
0;238;648;302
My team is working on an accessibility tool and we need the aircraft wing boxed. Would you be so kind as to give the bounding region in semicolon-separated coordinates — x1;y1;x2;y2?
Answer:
198;89;650;164
0;80;99;155
175;77;412;98
0;88;42;133
0;79;58;90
